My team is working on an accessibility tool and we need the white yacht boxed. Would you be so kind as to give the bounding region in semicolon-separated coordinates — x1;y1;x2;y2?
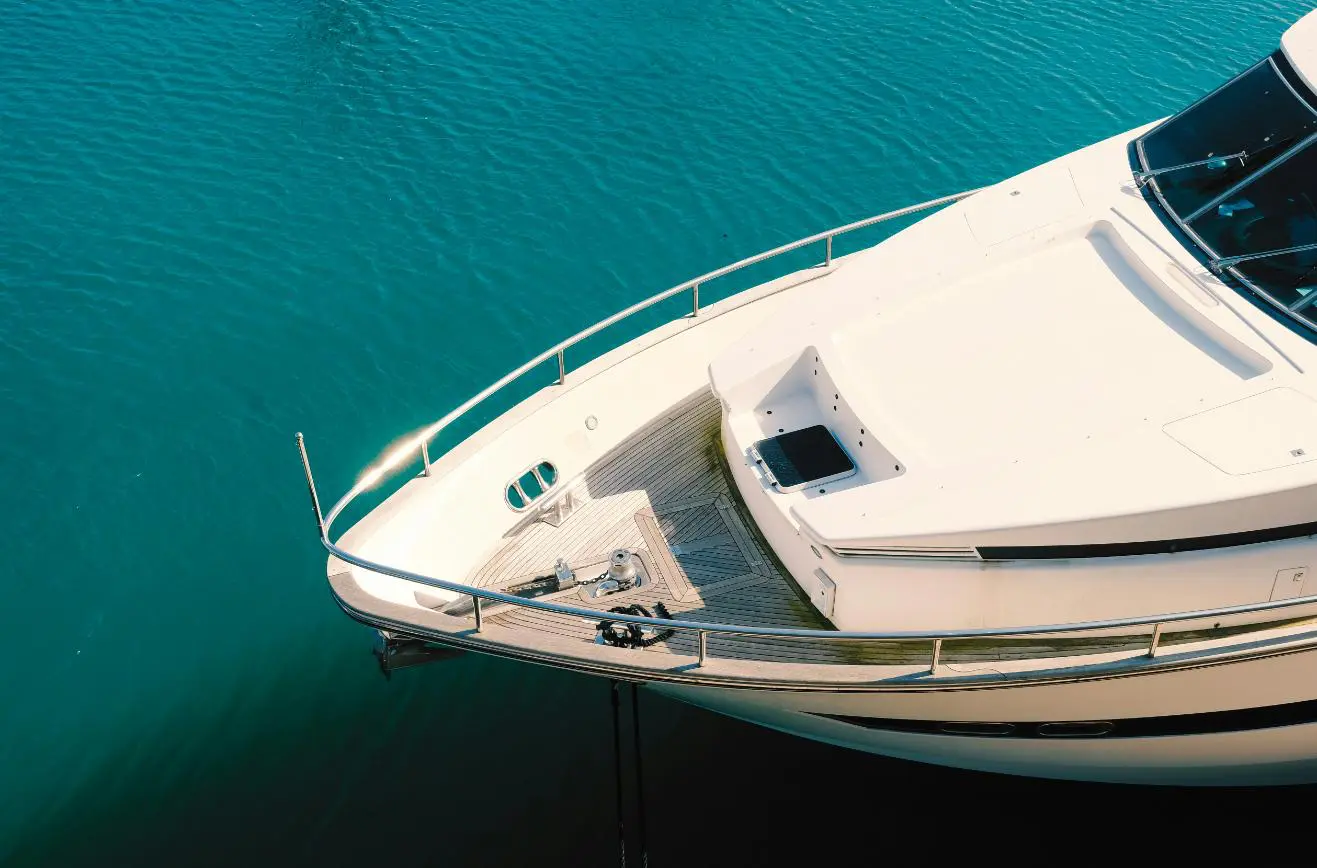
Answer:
298;11;1317;785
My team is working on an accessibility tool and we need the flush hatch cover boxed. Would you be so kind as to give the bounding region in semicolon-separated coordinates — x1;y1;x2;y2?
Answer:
962;163;1083;246
1163;388;1317;475
752;425;856;492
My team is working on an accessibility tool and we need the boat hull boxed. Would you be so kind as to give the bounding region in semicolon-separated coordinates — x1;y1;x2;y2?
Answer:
652;643;1317;786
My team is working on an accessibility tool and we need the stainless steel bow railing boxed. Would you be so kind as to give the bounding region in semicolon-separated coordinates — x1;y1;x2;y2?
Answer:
296;186;1317;676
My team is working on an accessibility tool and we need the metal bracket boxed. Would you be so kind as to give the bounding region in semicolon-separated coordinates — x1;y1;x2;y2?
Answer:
537;489;580;527
1209;240;1317;275
1133;151;1246;188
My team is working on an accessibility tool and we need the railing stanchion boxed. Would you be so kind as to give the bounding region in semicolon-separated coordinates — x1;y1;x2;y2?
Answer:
557;349;566;385
473;596;484;633
295;433;326;538
825;235;833;267
420;440;432;477
929;638;943;674
1148;622;1163;657
698;631;708;666
692;282;700;317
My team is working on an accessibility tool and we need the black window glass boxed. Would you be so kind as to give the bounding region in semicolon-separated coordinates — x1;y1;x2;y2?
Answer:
1190;144;1317;310
1140;57;1317;218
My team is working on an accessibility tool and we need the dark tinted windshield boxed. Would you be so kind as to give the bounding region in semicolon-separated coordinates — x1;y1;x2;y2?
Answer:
1190;147;1317;310
1138;54;1317;218
1138;51;1317;324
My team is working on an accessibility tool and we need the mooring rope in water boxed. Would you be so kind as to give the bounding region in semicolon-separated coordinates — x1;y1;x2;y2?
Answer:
630;682;650;868
611;681;627;868
610;681;653;867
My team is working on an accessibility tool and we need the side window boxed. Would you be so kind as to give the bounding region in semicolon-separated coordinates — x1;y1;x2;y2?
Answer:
505;461;559;510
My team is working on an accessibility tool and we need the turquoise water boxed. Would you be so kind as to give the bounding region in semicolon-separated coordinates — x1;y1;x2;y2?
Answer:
2;0;1313;863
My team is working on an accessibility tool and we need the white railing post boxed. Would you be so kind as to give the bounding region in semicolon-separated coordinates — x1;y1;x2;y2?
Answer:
825;235;833;267
698;631;708;666
556;349;566;385
420;440;432;477
692;282;700;317
929;638;943;674
1148;623;1163;657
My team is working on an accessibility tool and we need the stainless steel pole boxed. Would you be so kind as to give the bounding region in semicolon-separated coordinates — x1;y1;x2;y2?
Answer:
295;433;325;537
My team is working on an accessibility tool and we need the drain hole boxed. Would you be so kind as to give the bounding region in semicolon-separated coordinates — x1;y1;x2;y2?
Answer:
939;722;1015;737
1037;721;1114;738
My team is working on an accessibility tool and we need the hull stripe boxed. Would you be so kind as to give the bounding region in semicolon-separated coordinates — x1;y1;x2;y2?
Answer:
977;520;1317;560
819;696;1317;739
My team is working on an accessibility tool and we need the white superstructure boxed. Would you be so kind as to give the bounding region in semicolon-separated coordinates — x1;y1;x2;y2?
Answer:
298;9;1317;785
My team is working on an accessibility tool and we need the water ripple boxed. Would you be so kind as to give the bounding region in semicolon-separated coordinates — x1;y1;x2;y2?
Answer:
2;0;1315;861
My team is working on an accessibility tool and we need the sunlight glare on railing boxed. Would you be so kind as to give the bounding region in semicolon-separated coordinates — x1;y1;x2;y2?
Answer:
354;426;436;493
336;189;985;510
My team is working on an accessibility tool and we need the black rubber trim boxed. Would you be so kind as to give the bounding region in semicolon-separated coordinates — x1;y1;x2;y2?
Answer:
820;696;1317;739
976;520;1317;561
1273;49;1317;116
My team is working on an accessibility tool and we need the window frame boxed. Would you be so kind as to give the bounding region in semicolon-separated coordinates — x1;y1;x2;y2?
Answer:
1135;52;1317;329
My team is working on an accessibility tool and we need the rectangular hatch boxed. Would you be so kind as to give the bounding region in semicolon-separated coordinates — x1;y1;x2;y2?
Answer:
750;425;857;492
1164;388;1317;475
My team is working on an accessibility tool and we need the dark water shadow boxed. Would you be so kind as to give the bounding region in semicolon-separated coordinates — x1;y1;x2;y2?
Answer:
8;635;1316;867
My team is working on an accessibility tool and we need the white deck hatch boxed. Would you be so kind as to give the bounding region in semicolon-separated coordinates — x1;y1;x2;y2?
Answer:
1164;388;1317;475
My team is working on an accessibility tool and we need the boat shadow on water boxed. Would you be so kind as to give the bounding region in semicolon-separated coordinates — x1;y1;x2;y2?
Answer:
8;645;1313;867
